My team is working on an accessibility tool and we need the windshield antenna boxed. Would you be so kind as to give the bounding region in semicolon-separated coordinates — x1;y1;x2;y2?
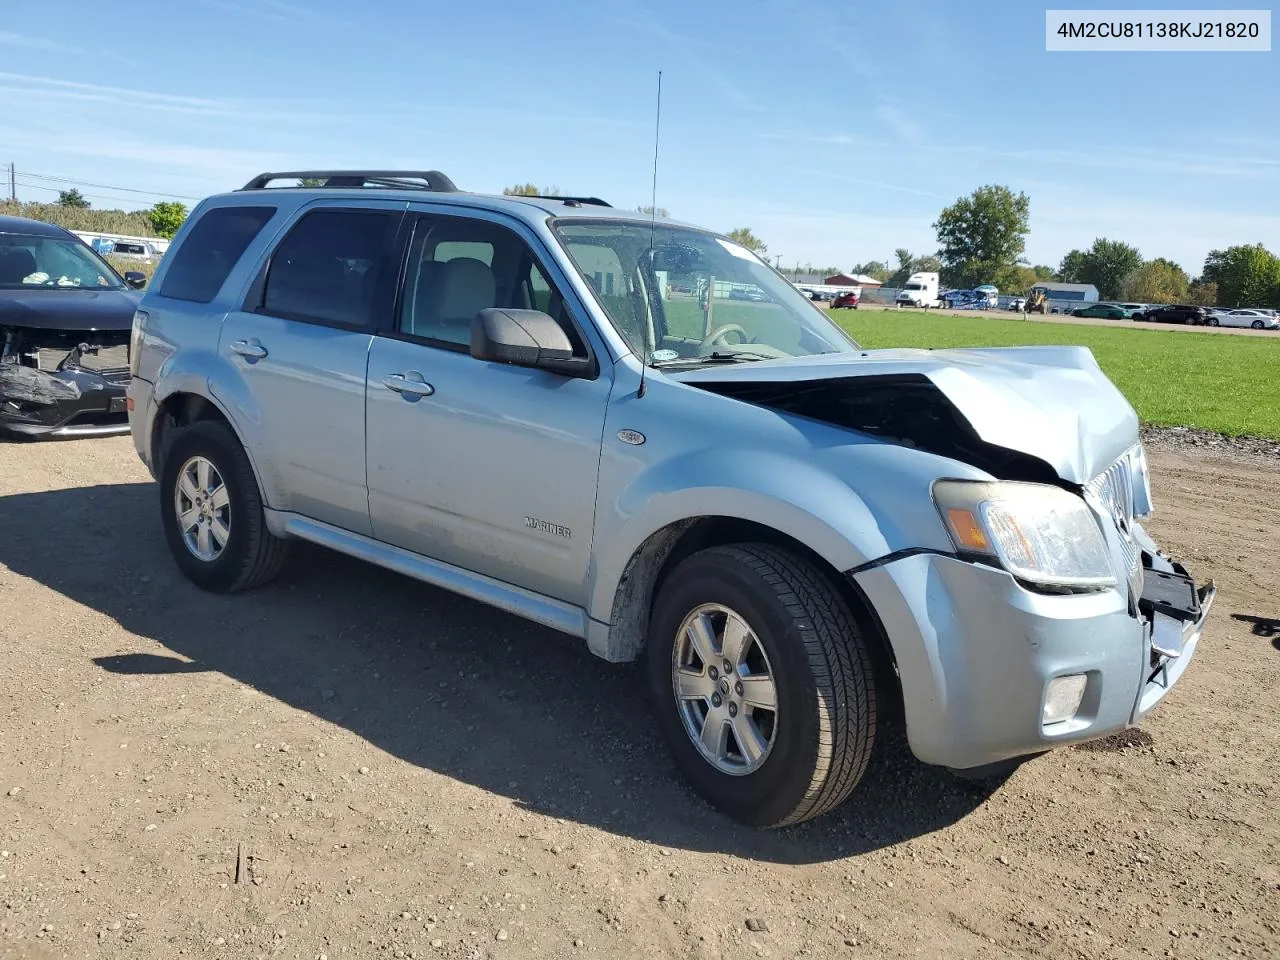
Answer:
638;69;662;400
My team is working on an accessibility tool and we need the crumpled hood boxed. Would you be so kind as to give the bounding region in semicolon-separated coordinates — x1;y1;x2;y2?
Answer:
0;287;141;332
672;345;1138;484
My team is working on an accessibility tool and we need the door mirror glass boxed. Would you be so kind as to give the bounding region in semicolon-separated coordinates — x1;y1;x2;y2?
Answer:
124;271;147;289
471;308;588;376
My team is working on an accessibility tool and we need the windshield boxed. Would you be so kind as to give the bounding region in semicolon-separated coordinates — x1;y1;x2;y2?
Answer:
0;233;124;290
550;219;859;364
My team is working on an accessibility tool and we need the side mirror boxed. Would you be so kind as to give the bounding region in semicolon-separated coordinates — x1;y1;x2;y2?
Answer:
471;308;590;377
124;271;147;289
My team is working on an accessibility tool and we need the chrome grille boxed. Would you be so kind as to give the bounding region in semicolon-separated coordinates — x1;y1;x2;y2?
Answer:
1086;449;1144;595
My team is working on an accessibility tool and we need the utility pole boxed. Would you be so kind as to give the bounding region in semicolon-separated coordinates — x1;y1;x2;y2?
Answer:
7;163;14;202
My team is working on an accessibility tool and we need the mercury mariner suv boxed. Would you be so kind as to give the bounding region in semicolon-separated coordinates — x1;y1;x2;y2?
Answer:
127;170;1214;827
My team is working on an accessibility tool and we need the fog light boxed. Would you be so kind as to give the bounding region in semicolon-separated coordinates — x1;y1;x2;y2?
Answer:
1044;674;1088;725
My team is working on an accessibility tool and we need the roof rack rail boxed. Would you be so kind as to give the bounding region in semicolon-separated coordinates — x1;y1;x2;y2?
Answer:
529;195;611;208
239;170;459;192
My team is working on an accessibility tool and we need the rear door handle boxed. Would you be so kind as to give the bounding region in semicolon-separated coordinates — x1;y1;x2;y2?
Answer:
382;372;435;398
230;338;268;360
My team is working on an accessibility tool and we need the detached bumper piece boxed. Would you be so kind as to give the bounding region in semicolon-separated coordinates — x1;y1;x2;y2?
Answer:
1141;564;1215;659
0;342;130;438
1134;557;1215;718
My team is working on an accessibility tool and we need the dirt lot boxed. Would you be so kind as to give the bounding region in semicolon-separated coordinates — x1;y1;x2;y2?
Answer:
0;435;1277;960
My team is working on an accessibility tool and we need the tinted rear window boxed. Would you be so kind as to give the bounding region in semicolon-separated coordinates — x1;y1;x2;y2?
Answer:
260;209;395;328
159;206;276;303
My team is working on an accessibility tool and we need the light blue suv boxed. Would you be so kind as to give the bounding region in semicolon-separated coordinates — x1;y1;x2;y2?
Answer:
127;171;1214;827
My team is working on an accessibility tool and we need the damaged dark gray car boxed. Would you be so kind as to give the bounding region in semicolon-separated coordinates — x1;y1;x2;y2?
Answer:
0;214;146;437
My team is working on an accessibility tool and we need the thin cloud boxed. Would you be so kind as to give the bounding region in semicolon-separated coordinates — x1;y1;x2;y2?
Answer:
255;0;353;27
0;31;71;52
0;72;227;109
792;169;945;199
609;12;765;113
751;131;883;148
194;0;287;21
4;129;290;176
941;143;1278;180
874;104;924;146
0;73;355;123
0;30;140;67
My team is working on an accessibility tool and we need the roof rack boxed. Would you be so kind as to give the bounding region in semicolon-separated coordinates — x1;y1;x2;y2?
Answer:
529;195;611;208
239;170;459;192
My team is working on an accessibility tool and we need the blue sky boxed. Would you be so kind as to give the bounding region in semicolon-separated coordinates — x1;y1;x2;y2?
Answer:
2;0;1277;275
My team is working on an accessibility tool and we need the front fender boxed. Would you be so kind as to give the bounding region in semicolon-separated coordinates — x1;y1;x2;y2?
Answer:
586;446;889;625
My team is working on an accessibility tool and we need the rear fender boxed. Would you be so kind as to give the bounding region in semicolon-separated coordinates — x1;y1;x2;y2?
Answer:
151;349;278;511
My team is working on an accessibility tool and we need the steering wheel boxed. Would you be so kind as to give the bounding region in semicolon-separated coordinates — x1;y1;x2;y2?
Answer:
700;324;749;352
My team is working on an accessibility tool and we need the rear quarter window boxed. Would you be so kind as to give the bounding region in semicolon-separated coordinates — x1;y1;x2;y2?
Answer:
159;206;276;303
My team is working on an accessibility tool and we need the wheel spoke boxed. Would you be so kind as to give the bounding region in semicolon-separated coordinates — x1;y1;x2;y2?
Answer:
675;668;715;702
733;714;769;766
196;459;211;493
699;706;731;758
686;613;718;667
739;675;776;711
196;523;212;557
179;507;200;534
720;614;751;667
209;485;230;511
209;517;231;549
179;472;200;504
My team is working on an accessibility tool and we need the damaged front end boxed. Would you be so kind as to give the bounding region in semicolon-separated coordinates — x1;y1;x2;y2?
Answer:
0;325;131;437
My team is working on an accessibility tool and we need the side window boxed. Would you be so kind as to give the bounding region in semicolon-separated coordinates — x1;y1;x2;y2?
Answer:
159;206;275;303
398;216;588;357
435;241;493;265
563;241;643;347
528;264;553;313
260;209;395;328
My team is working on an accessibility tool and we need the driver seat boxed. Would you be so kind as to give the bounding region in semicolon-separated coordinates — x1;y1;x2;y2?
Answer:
0;248;37;284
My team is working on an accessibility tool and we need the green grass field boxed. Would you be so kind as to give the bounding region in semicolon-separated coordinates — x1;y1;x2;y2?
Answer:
828;310;1280;439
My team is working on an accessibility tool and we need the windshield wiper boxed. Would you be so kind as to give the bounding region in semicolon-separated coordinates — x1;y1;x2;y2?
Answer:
650;351;766;367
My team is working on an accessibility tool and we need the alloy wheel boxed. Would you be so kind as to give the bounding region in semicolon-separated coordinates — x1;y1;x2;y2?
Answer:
671;604;778;776
174;455;231;562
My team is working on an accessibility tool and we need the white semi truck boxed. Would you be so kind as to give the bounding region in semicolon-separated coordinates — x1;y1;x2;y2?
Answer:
895;271;941;309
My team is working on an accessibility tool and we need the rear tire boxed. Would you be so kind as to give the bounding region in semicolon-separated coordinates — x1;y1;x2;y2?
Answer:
159;419;289;593
646;544;876;827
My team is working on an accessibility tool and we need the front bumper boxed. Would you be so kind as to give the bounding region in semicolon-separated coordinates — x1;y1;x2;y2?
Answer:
0;363;130;438
853;538;1212;771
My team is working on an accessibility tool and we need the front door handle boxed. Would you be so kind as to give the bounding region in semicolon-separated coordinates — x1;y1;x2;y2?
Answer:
382;371;435;398
230;338;268;360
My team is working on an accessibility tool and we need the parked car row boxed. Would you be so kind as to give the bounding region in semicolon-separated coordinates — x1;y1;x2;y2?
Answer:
1069;301;1280;329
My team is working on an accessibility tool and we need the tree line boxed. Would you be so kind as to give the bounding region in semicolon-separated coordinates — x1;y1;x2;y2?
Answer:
7;188;190;238
814;184;1279;309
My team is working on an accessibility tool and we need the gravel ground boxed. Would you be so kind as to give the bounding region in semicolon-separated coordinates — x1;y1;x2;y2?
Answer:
0;432;1277;960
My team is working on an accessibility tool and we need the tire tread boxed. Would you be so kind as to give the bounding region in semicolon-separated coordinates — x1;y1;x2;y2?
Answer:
698;543;876;826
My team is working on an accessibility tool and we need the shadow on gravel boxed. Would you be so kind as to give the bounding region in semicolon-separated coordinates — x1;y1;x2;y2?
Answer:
0;481;1001;864
1230;613;1280;650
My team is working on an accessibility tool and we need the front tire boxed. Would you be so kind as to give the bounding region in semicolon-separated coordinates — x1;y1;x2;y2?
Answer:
646;544;876;827
159;419;289;593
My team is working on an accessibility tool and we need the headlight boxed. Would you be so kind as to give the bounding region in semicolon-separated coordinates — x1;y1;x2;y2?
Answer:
933;480;1116;589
